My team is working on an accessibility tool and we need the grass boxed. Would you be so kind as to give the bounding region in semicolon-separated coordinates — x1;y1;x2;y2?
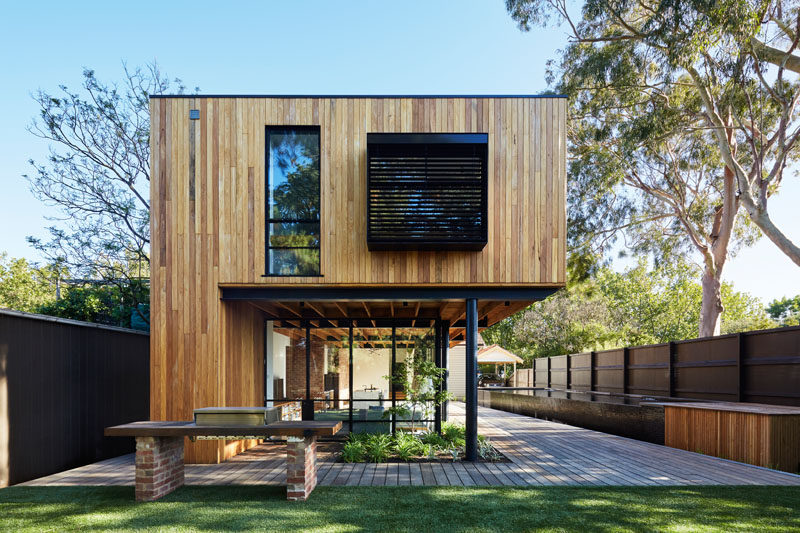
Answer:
1;485;799;532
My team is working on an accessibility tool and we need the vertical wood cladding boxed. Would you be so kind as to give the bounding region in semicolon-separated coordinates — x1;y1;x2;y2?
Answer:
149;96;567;463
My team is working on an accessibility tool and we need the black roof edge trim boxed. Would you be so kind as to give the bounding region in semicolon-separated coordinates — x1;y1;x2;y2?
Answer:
150;94;568;99
367;133;488;144
220;286;561;302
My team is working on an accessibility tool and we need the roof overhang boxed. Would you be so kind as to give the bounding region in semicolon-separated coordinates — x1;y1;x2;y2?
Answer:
220;286;559;302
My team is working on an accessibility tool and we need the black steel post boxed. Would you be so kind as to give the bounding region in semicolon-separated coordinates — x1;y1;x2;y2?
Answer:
667;342;675;398
566;354;571;390
434;320;442;434
441;320;450;422
465;298;478;461
737;333;744;402
303;321;313;420
349;321;354;433
622;347;629;395
391;326;397;435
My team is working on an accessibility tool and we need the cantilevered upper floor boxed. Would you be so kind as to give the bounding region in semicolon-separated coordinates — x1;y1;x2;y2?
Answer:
149;95;566;288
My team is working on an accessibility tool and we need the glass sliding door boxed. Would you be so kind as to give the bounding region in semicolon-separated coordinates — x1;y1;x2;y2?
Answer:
351;327;393;433
392;324;437;433
309;327;350;436
265;317;441;436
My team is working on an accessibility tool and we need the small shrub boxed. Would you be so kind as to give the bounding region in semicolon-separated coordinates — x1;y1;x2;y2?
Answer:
348;432;370;445
421;432;448;450
364;434;392;463
442;422;465;448
449;446;461;462
427;444;437;460
478;438;501;462
341;441;365;463
393;432;424;460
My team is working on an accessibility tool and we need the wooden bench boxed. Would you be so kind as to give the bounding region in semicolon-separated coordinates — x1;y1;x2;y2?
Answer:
105;420;341;501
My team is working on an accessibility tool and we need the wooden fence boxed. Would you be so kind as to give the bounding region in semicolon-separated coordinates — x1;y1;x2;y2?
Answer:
512;325;800;406
0;309;149;487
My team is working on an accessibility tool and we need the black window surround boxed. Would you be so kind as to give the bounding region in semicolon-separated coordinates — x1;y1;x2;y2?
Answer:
264;126;322;277
367;133;488;251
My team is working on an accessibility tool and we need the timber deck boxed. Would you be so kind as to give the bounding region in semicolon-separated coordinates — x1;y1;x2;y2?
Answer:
19;403;800;487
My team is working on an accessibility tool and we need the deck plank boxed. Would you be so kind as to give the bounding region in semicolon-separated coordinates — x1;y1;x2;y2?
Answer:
21;402;800;488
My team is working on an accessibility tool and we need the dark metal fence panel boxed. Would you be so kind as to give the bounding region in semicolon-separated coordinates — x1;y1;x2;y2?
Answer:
519;326;800;406
595;349;624;394
0;309;149;487
743;328;800;406
628;344;669;397
550;355;568;389
569;352;592;391
534;358;548;387
674;334;739;401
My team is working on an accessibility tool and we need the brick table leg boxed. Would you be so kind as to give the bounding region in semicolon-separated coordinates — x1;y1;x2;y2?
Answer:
286;435;317;501
135;436;185;502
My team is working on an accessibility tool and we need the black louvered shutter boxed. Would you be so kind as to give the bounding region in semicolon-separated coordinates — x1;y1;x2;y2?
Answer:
367;133;488;251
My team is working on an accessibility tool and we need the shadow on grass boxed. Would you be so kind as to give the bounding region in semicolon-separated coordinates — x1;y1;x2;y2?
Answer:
0;485;799;532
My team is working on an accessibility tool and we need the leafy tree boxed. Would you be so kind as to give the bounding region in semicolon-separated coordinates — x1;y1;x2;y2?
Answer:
766;294;800;325
36;281;149;330
595;262;701;345
483;261;775;365
0;253;58;312
25;64;194;325
508;0;800;262
719;283;776;333
506;0;800;336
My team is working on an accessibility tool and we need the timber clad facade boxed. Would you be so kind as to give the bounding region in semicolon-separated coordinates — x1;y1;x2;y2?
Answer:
150;96;567;463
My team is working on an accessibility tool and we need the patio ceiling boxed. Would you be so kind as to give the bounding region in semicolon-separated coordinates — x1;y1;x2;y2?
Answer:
241;299;532;347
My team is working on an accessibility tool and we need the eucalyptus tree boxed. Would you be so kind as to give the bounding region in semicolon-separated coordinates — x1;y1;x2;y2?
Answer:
507;0;800;336
25;64;193;324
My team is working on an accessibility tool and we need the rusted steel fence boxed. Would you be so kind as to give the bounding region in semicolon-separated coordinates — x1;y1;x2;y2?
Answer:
512;325;800;406
0;309;149;487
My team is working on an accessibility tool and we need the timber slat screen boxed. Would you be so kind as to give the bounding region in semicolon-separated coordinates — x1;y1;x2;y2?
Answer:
512;325;800;406
0;310;149;487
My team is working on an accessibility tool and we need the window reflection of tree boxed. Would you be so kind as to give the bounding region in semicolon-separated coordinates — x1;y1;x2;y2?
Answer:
268;129;320;275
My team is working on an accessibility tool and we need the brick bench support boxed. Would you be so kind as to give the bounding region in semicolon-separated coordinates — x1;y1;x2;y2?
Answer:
135;436;185;501
105;419;339;502
286;435;318;501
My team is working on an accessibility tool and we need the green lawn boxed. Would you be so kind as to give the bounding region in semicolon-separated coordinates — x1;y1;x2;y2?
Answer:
1;485;798;532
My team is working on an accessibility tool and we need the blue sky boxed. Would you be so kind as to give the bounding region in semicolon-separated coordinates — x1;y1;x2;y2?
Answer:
1;0;798;302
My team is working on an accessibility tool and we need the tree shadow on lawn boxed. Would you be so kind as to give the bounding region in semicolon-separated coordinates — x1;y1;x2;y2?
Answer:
0;485;798;532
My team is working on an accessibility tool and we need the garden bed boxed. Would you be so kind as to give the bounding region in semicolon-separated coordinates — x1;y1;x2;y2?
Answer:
337;422;510;464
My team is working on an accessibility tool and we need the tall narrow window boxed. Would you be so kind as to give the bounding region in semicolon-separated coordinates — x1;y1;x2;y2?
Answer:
266;126;321;276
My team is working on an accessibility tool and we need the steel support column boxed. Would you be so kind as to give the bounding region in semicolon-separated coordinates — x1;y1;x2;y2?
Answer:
465;298;478;461
434;320;442;434
441;320;450;422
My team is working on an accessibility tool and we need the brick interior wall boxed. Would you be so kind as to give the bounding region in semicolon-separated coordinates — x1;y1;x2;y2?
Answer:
286;343;325;399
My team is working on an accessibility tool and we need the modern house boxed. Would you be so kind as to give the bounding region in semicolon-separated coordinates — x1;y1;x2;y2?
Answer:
149;95;566;464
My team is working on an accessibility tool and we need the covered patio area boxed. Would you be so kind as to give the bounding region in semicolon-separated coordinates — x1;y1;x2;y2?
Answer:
223;286;556;460
21;403;800;488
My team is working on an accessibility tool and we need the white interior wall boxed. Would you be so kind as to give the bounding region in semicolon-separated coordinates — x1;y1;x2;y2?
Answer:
352;347;391;395
265;322;290;405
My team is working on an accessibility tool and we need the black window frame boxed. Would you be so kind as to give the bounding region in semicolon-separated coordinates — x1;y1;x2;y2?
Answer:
264;125;322;277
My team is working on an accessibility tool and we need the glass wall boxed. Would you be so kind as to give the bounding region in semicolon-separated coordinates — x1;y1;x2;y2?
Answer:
309;328;351;436
265;319;441;436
